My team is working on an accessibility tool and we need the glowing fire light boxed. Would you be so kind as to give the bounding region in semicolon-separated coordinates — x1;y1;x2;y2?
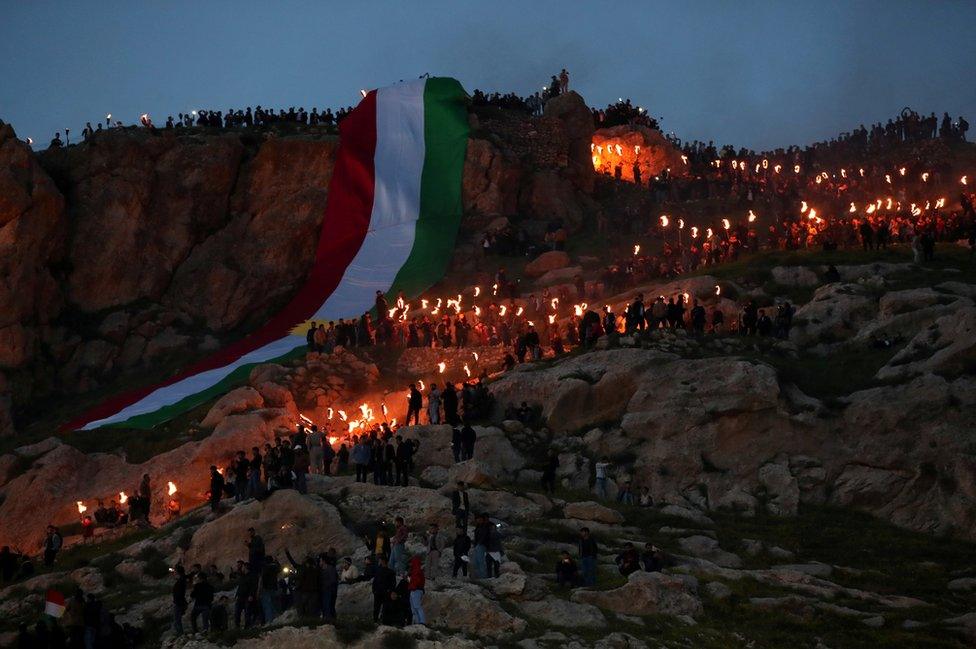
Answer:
463;364;471;377
437;361;446;373
473;286;481;297
633;244;640;256
472;352;479;361
899;167;906;176
360;89;367;98
921;172;929;182
516;306;524;317
474;306;481;316
499;305;507;316
359;403;371;419
659;215;669;227
119;491;128;504
774;164;782;174
866;204;876;214
793;165;800;174
962;176;968;185
548;314;556;324
691;226;699;238
748;210;757;222
338;410;348;421
706;228;713;238
721;218;730;230
492;283;498;296
800;201;808;213
678;219;685;229
167;481;177;496
849;202;857;213
762;159;769;169
715;285;721;296
327;407;334;419
885;174;892;184
418;380;425;391
328;436;338;445
77;501;87;515
681;155;688;165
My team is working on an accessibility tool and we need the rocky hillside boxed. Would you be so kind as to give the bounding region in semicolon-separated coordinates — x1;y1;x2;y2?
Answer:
0;91;606;434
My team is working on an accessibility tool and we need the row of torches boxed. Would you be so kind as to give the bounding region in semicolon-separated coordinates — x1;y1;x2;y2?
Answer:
76;481;177;515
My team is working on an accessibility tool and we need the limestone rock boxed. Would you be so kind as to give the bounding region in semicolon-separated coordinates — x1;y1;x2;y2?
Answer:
184;490;359;569
519;596;607;628
200;386;265;428
525;250;571;277
677;536;742;568
425;583;527;637
572;571;702;617
563;501;625;524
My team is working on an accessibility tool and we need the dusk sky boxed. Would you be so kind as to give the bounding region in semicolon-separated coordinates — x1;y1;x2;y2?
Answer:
2;1;975;151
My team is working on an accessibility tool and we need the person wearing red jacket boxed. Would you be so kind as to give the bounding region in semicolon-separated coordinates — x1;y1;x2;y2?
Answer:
408;556;426;625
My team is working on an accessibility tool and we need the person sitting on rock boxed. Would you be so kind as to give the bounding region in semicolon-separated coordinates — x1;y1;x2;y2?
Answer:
640;543;664;572
615;543;640;576
339;557;360;583
556;551;579;588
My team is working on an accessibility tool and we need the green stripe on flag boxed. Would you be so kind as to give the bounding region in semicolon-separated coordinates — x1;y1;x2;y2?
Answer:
103;343;308;429
388;77;470;297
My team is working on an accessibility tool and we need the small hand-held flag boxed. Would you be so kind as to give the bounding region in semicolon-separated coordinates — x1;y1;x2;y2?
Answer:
45;589;66;618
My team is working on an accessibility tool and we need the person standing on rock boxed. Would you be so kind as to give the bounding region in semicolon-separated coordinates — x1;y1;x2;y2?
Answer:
246;528;266;567
578;527;599;587
319;552;339;623
471;514;491;579
233;562;258;629
408;556;426;625
451;426;462;463
171;565;188;636
189;572;214;633
541;449;559;494
42;525;62;567
352;437;370;482
233;451;249;502
406;384;423;426
249;446;263;497
427;383;442;424
209;466;225;513
451;527;471;578
322;436;336;476
138;473;152;520
594;458;611;499
443;382;459;425
460;421;477;460
257;557;278;625
559;68;569;93
293;445;310;494
424;523;442;582
307;426;324;475
306;321;317;352
390;517;409;574
451;481;470;530
371;556;396;623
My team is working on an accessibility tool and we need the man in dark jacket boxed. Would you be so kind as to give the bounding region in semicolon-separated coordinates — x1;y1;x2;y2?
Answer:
319;552;339;622
190;573;214;633
578;527;598;586
460;423;476;460
555;551;578;587
452;528;471;577
233;563;258;629
371;557;396;622
171;565;188;636
442;382;459;425
406;384;423;425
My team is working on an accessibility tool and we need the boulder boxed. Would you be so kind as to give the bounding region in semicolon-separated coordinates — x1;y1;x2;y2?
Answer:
525;250;571;277
572;571;702;617
184;490;359;569
676;535;742;568
771;266;819;287
877;307;976;381
425;583;527;637
563;501;625;524
519;596;607;628
758;462;800;516
200;386;265;428
543;90;596;192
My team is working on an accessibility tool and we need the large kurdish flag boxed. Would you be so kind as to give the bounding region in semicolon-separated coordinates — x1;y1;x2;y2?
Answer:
66;77;469;431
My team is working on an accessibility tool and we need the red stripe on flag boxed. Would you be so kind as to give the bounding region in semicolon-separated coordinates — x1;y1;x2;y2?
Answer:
64;91;380;430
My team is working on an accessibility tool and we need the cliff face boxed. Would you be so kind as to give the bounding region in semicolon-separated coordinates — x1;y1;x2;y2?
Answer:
0;92;603;432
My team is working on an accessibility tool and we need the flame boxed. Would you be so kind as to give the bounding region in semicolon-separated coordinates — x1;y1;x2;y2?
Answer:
815;176;823;185
800;201;808;213
762;158;769;169
721;218;730;230
499;305;507;316
849;202;857;213
328;436;338;445
841;168;847;178
421;299;429;310
492;283;498;296
473;286;481;297
396;296;405;310
548;314;556;324
659;215;669;227
359;403;371;419
438;361;446;373
634;145;641;155
681;155;688;165
682;292;690;302
936;197;946;208
921;172;929;182
899;167;906;176
866;204;876;214
886;197;893;210
436;298;442;309
119;491;128;504
474;306;481;316
516;306;524;317
327;407;334;420
911;206;922;216
615;144;622;156
463;363;471;377
167;481;177;496
962;176;968;185
691;226;699;238
338;410;347;421
633;244;640;256
382;403;388;416
678;218;685;229
748;210;757;222
793;165;800;174
472;352;479;361
885;174;892;184
526;321;534;327
774;164;782;174
388;308;396;319
348;421;359;433
706;228;713;238
390;418;398;426
714;285;721;296
859;168;865;177
807;208;817;220
418;380;425;391
77;501;87;515
550;297;559;309
754;163;760;174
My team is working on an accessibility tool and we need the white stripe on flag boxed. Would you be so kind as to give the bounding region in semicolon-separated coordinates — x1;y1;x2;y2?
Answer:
80;335;302;429
313;79;426;320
